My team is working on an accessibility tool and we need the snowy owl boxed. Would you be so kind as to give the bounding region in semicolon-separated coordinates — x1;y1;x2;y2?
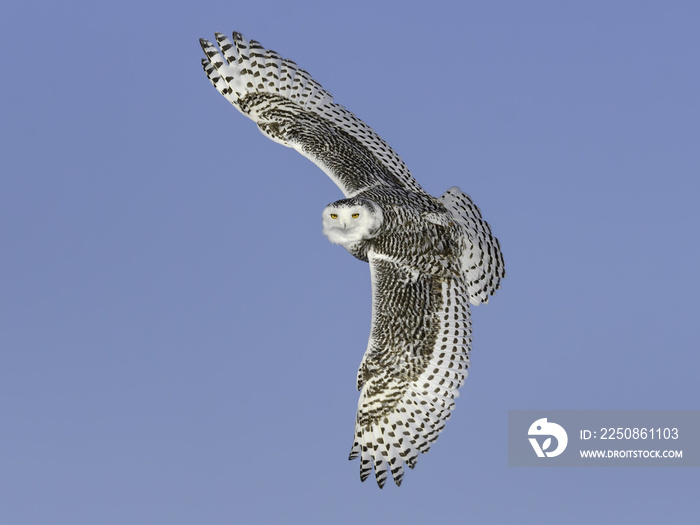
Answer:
200;31;505;488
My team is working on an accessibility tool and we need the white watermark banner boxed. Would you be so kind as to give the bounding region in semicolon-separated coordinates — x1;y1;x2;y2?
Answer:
508;410;700;467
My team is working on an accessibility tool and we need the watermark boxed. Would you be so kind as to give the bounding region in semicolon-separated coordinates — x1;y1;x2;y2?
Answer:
508;410;700;467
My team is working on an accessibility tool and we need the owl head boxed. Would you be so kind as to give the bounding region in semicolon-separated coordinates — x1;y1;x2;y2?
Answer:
322;198;384;248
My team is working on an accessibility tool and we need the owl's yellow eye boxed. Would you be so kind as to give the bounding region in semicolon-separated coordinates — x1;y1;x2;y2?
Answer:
351;213;360;218
330;213;338;219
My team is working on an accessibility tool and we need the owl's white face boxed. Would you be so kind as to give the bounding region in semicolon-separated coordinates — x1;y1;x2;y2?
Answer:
322;198;384;248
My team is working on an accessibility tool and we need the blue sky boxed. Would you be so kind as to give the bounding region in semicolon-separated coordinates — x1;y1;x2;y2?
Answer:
2;1;698;523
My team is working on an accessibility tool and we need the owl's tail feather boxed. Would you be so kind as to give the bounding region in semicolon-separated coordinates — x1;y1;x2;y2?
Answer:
439;186;505;305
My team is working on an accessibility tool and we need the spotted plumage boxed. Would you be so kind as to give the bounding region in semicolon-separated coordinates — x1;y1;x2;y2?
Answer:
200;31;505;487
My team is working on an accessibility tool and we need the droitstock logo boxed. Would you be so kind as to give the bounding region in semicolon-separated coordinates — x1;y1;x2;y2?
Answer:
528;418;568;458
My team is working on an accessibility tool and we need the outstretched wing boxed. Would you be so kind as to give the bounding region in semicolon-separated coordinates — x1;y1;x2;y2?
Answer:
441;187;505;305
349;253;472;487
200;32;426;197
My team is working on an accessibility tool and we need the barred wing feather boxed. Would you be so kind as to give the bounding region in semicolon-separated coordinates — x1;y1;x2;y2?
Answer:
200;33;426;197
349;254;472;487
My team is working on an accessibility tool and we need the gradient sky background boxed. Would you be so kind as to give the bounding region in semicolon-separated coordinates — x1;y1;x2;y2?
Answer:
2;1;698;523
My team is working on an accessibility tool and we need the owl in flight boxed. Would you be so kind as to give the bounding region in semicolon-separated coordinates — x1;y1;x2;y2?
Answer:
199;31;505;488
